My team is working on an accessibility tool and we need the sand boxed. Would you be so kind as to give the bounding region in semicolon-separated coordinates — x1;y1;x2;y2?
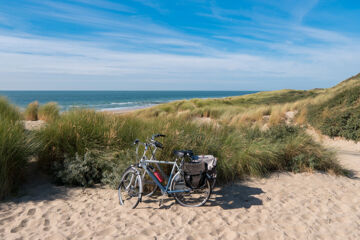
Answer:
1;132;360;239
23;120;46;131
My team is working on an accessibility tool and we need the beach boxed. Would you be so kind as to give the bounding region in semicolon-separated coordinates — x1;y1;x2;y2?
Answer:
1;129;360;240
1;1;359;239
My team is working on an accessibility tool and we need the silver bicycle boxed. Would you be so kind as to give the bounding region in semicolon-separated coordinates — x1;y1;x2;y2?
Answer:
118;134;213;208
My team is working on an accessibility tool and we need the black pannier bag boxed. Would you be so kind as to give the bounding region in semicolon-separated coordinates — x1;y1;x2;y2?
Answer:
191;155;217;181
182;161;207;189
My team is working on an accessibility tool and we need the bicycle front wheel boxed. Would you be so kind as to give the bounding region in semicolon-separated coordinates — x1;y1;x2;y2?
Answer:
118;167;142;209
171;172;212;207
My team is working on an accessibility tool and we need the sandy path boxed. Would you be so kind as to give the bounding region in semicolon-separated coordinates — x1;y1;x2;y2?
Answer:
1;133;360;239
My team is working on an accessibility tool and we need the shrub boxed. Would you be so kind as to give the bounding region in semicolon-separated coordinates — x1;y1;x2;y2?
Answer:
54;151;111;187
24;101;39;121
38;102;60;122
319;109;360;141
0;98;35;199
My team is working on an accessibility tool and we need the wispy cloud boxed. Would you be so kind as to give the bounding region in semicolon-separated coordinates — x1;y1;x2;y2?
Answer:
132;0;168;14
76;0;135;13
0;31;359;90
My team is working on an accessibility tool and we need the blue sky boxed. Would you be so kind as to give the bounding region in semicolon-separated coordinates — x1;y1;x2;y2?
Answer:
0;0;359;90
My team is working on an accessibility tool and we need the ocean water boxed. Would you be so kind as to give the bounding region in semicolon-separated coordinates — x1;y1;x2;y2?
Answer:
0;91;258;111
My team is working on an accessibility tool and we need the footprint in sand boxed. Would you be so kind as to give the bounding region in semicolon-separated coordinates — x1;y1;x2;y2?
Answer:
10;219;28;233
44;219;50;226
43;219;51;232
27;208;36;216
0;216;15;226
65;221;73;227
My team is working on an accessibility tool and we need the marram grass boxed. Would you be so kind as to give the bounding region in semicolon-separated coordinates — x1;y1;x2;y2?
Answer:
36;109;344;187
3;73;360;191
38;102;60;122
24;101;39;121
0;98;35;199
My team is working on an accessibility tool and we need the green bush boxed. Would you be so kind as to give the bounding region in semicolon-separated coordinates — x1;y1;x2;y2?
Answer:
53;151;112;187
24;101;39;121
319;110;360;141
38;102;60;122
0;98;35;199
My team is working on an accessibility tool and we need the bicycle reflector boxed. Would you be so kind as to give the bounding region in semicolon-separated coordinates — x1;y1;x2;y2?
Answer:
154;170;164;183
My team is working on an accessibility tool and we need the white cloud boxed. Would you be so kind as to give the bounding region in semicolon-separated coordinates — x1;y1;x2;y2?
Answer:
0;0;359;90
0;32;359;90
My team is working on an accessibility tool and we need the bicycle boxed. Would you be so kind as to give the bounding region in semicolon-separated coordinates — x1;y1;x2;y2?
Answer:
118;134;213;208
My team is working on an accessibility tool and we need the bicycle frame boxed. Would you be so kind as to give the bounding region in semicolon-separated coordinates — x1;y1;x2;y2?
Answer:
136;140;189;194
141;159;190;194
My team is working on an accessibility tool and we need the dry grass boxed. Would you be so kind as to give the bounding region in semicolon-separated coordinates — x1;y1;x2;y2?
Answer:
294;108;307;125
269;107;286;126
24;101;39;121
38;102;60;122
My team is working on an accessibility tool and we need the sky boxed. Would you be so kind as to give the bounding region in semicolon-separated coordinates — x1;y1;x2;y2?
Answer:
0;0;359;90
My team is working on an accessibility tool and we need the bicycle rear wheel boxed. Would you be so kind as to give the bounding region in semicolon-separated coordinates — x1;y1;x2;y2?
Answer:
118;167;142;209
171;172;212;207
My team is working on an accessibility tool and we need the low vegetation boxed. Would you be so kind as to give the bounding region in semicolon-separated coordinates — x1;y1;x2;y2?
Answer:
306;77;360;141
36;109;343;187
0;98;35;199
24;101;39;121
2;73;360;194
38;102;60;122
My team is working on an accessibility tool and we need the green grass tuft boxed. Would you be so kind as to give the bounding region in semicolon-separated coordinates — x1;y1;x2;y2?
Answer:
0;98;35;199
24;101;39;121
0;97;21;121
38;102;60;122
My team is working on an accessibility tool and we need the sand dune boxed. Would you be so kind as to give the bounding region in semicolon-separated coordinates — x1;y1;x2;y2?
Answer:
1;135;360;239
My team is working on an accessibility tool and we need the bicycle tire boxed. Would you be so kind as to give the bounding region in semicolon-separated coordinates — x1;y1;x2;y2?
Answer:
118;167;142;209
170;172;212;207
209;168;217;189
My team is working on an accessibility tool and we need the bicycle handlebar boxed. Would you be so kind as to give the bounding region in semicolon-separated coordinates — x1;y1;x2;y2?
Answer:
134;134;165;149
151;134;166;139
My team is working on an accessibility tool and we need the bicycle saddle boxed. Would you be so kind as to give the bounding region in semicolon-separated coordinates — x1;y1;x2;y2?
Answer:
173;150;194;158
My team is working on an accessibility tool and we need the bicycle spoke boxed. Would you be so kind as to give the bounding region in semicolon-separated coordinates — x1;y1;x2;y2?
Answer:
118;168;141;209
171;173;212;207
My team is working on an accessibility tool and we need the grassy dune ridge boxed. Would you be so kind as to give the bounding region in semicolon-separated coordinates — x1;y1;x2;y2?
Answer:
1;74;359;198
36;110;342;187
132;73;360;139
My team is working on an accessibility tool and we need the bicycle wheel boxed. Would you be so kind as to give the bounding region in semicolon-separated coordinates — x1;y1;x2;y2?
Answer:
118;167;142;209
209;169;217;189
171;172;212;207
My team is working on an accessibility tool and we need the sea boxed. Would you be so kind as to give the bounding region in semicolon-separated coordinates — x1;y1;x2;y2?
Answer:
0;91;258;111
